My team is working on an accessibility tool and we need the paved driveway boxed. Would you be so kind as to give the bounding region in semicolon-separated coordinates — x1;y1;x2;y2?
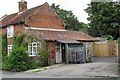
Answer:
2;57;118;78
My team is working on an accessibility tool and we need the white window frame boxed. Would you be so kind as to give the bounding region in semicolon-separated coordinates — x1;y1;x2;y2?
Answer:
8;45;12;56
28;42;38;56
7;25;14;38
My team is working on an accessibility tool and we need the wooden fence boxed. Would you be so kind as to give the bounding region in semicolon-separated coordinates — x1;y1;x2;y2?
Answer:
93;40;118;56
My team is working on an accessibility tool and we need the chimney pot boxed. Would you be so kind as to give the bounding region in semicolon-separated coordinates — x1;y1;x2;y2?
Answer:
19;0;27;12
21;0;25;2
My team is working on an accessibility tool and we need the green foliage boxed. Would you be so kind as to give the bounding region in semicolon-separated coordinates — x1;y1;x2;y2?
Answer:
2;33;49;72
26;35;49;67
102;35;114;40
106;35;114;40
79;22;89;33
1;34;8;70
117;38;120;41
2;34;7;57
7;46;29;72
51;3;89;32
38;43;49;67
29;62;38;69
2;57;8;70
85;2;120;37
7;34;30;71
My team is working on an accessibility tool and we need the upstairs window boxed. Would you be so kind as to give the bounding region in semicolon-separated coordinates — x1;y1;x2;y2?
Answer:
7;25;14;38
28;42;38;56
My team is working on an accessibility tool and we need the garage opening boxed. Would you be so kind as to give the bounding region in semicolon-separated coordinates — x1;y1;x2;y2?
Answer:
55;40;86;64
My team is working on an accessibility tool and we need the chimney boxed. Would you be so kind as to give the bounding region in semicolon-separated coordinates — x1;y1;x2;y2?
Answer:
19;0;27;12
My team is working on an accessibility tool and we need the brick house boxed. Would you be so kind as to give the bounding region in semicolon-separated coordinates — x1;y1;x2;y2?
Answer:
0;0;96;64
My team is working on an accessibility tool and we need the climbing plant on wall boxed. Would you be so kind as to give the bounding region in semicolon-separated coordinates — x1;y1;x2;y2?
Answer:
2;33;49;72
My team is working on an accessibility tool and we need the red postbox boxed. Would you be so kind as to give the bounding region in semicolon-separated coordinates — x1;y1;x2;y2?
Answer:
51;49;54;59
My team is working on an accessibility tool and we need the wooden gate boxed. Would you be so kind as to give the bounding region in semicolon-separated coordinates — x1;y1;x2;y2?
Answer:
93;40;117;56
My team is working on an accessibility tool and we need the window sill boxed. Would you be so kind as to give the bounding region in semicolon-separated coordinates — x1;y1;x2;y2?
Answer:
29;55;36;57
7;36;13;38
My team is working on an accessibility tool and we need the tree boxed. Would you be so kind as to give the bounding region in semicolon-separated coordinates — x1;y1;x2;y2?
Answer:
85;2;120;38
51;3;89;32
79;22;89;33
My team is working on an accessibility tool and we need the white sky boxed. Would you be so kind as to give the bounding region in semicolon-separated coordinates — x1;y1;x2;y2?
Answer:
0;0;91;23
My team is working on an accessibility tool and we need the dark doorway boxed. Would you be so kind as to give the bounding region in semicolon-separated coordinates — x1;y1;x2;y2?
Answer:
61;43;66;62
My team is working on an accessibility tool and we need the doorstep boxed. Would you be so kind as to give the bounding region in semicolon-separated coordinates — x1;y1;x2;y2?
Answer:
24;63;65;73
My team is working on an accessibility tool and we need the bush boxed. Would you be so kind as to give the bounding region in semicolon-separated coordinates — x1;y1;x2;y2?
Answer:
107;35;113;40
7;46;30;72
117;38;120;41
29;62;39;69
102;35;114;40
2;56;9;70
40;49;48;67
2;34;49;71
1;34;7;70
38;43;49;67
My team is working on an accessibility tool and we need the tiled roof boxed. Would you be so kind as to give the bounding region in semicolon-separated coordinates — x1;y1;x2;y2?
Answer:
0;2;47;27
0;2;96;41
27;30;96;41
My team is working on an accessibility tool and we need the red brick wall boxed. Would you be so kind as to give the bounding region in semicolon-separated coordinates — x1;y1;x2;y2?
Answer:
26;3;65;29
14;24;25;34
46;41;56;65
7;24;25;45
0;27;6;35
0;24;25;45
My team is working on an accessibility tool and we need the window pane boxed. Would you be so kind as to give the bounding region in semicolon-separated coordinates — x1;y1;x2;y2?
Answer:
28;42;38;56
7;25;14;37
7;28;10;36
28;44;32;55
33;43;36;46
8;45;12;55
32;47;37;55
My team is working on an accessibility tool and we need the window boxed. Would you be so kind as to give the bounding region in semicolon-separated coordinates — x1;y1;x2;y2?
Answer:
8;45;12;56
28;42;38;56
7;25;14;38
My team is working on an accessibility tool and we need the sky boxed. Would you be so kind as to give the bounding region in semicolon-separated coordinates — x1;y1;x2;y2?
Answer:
0;0;91;23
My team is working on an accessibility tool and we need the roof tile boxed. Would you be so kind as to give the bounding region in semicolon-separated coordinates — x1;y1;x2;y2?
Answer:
0;3;46;27
26;30;96;41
